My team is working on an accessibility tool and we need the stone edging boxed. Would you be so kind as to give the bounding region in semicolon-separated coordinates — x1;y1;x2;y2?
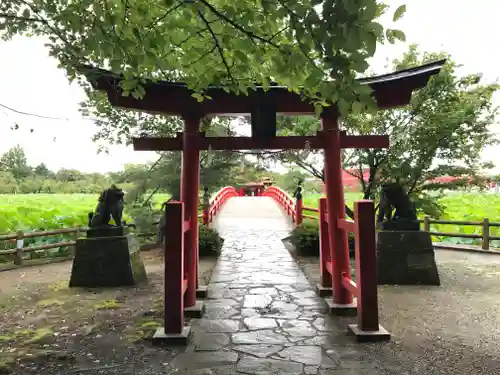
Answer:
433;243;500;255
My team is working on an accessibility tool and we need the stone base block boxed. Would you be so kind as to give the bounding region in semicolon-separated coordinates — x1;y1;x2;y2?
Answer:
325;298;357;316
377;230;441;286
184;300;205;318
347;324;391;343
69;234;148;288
86;225;128;238
315;284;332;297
152;326;191;346
196;285;208;298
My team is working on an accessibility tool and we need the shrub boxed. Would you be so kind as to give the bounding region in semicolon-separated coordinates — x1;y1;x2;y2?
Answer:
198;225;224;257
289;221;320;256
289;220;355;257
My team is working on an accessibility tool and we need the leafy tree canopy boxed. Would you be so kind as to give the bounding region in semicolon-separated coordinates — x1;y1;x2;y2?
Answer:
1;0;407;115
266;45;500;216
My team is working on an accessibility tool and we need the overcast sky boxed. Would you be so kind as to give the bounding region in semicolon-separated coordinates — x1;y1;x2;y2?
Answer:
0;0;498;174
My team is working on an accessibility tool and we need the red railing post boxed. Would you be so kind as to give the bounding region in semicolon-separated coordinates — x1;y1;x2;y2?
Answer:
202;206;209;225
354;200;379;331
318;197;332;290
164;201;184;334
239;187;245;196
202;188;210;226
295;193;303;225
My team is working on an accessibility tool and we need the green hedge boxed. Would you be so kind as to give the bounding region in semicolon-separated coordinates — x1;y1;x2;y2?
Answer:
289;220;355;257
198;225;224;257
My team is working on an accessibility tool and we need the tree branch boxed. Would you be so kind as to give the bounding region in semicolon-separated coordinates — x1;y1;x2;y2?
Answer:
196;10;234;81
197;0;280;48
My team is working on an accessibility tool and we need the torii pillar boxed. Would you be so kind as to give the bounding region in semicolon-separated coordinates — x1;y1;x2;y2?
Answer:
181;114;204;314
321;107;355;313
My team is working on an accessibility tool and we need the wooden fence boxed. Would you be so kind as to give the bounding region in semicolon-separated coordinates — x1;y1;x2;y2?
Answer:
0;226;157;266
419;216;500;251
301;206;500;251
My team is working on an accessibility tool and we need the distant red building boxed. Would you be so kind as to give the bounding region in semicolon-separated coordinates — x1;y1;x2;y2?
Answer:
342;168;369;192
337;169;497;192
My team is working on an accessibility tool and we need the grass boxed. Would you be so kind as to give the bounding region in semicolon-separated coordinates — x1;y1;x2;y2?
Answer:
1;192;500;249
301;191;500;247
0;193;171;234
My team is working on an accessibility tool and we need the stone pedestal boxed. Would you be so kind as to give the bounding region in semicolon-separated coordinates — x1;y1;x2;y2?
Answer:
69;232;148;288
377;230;440;286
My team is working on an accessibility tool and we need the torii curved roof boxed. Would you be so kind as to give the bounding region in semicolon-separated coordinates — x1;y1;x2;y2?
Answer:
80;59;446;116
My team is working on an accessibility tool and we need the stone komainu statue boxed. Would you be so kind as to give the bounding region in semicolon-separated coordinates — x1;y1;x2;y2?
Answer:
377;182;419;231
293;179;303;200
89;185;125;228
156;198;173;245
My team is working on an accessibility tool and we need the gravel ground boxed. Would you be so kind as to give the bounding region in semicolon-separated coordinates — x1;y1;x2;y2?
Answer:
292;249;500;374
0;249;218;374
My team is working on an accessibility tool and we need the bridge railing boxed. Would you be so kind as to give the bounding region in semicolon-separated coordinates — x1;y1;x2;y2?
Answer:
271;187;386;339
318;197;383;334
262;186;298;223
202;186;239;225
163;201;189;335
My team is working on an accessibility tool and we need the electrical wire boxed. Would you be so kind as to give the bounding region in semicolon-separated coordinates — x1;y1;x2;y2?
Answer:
0;102;98;122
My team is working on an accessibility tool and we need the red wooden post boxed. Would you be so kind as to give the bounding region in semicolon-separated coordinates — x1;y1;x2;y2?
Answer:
164;201;184;333
202;205;209;226
239;187;245;196
295;194;303;225
321;110;353;307
181;115;201;307
354;200;379;331
318;198;332;288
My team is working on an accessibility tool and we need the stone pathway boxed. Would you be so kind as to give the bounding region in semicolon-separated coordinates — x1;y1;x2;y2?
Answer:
167;198;370;374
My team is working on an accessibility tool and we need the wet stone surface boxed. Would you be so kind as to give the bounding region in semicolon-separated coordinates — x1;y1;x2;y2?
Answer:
160;197;382;375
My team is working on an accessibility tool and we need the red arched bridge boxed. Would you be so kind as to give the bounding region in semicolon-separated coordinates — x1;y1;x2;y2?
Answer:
161;185;384;344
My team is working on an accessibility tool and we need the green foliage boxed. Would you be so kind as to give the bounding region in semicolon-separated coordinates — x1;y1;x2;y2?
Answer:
0;145;31;180
0;0;407;116
303;192;500;248
289;221;320;256
266;45;499;215
0;194;171;234
0;146;117;194
289;218;355;256
198;225;223;257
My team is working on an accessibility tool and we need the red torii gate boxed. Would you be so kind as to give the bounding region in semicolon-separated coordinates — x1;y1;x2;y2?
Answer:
81;59;445;341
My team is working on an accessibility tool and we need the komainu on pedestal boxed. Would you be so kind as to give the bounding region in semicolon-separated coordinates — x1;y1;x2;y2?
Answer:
69;185;148;288
376;182;440;286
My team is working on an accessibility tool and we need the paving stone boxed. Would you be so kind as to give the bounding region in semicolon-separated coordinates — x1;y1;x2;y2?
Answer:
170;197;387;375
304;365;319;374
243;294;273;309
290;290;318;299
296;298;325;307
237;356;304;375
191;319;240;333
240;308;262;317
300;335;335;347
311;317;335;332
192;332;231;351
203;299;240;309
243;317;278;330
270;301;299;311
277;346;337;367
277;319;318;337
249;287;280;296
232;330;289;344
233;344;283;358
203;307;240;319
169;352;238;370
